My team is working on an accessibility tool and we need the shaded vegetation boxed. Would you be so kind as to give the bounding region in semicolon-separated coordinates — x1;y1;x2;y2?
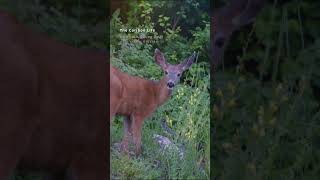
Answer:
0;0;106;49
213;0;320;179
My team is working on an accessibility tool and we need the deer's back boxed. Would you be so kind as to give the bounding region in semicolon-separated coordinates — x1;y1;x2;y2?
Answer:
111;66;158;117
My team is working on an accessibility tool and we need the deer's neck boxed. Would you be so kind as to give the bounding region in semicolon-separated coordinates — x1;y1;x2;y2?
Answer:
153;76;172;107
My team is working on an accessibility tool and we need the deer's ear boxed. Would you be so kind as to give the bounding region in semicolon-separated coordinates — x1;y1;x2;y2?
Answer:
232;0;266;27
180;52;196;71
154;48;167;69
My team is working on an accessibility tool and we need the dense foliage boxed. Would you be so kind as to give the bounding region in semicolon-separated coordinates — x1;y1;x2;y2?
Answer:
213;0;320;179
110;1;210;179
0;0;106;49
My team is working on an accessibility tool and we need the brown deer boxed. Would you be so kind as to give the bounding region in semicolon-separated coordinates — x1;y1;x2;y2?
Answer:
110;49;196;155
212;0;267;67
0;11;108;180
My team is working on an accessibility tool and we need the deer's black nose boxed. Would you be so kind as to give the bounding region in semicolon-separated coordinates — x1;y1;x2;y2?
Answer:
167;82;175;88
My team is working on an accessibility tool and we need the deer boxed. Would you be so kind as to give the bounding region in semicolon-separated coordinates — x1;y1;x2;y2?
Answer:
110;49;196;155
212;0;267;69
0;10;108;180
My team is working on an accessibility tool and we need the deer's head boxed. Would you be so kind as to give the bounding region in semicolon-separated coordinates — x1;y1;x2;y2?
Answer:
154;48;196;90
212;0;266;66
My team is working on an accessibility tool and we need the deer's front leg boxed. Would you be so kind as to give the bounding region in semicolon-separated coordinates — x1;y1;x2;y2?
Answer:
121;116;132;154
132;115;144;155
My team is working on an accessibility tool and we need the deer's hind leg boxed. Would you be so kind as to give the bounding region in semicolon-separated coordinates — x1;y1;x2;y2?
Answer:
121;115;132;154
132;115;145;155
0;116;35;179
0;58;38;179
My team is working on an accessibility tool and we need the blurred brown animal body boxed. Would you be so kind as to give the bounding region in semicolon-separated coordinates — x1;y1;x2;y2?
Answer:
110;49;196;155
0;11;107;179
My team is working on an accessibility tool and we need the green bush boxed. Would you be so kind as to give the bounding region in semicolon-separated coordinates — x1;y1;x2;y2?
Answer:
213;0;320;179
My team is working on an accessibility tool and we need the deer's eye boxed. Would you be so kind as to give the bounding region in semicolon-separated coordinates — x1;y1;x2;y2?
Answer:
215;37;225;48
165;71;168;75
177;73;181;77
